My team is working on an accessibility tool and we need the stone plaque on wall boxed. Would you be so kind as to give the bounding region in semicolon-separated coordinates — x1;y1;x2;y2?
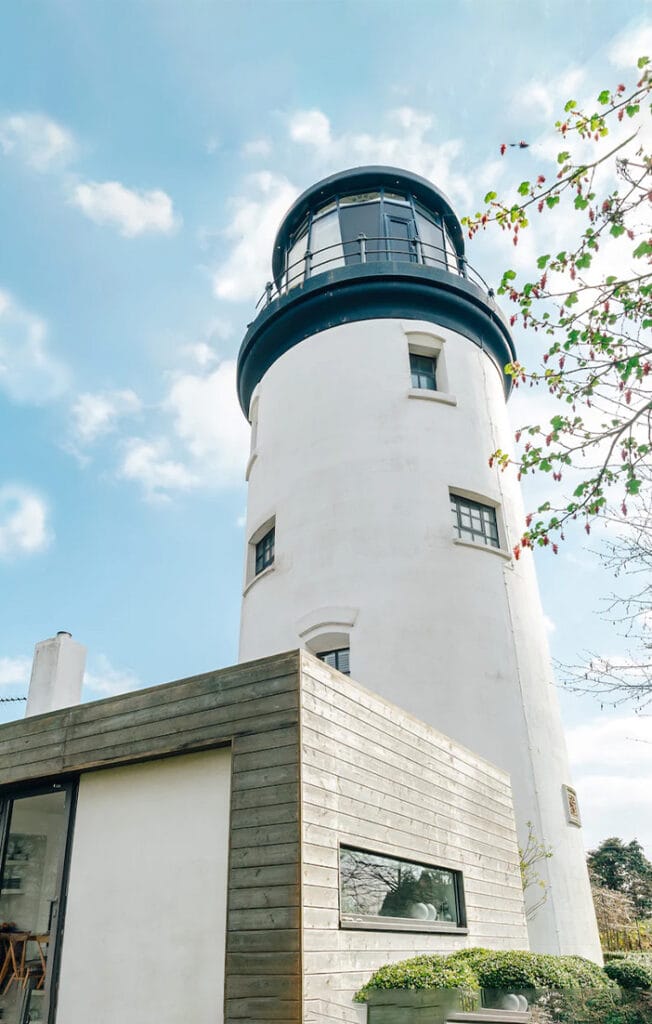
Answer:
562;784;582;827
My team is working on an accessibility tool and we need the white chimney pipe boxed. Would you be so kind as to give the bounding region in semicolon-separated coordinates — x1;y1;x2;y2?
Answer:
25;631;86;717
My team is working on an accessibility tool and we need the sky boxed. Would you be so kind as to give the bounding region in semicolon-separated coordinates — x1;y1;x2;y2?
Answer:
0;0;650;859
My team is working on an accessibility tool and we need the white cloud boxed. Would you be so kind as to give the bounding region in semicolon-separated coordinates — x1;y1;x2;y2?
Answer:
120;439;198;500
84;653;141;697
515;68;585;123
566;714;652;855
71;181;179;237
0;288;69;403
0;113;76;171
242;137;272;158
609;21;652;69
166;360;249;483
0;485;52;558
0;656;31;688
543;614;556;635
286;106;473;206
71;389;141;446
213;171;298;301
289;109;332;148
118;359;249;500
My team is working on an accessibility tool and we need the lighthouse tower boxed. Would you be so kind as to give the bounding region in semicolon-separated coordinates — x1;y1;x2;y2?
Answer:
236;166;601;960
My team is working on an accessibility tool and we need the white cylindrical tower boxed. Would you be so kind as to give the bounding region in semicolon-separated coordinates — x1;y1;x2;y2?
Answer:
236;167;601;960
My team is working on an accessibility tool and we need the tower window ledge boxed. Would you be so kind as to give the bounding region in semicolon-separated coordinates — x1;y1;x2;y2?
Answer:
453;537;512;561
245;450;258;481
407;389;457;406
242;563;275;596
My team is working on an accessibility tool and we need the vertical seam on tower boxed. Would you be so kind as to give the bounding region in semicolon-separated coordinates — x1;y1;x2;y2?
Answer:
481;356;562;950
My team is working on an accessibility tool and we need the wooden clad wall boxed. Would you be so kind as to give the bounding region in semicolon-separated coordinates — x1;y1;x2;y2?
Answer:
298;651;528;1024
0;650;303;1024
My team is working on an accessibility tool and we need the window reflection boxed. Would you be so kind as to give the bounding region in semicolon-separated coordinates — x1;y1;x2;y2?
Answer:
339;846;462;926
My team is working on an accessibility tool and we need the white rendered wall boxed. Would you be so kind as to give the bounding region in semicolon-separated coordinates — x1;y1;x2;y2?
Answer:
239;317;601;960
56;748;231;1024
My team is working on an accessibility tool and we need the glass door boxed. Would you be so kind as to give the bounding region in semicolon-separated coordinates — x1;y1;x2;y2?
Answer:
0;786;75;1024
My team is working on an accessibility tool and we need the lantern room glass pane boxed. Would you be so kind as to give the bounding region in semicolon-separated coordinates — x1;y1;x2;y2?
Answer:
339;203;383;264
286;231;308;291
310;211;344;275
416;211;446;269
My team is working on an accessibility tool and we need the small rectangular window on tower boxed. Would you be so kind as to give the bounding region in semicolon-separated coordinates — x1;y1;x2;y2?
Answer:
410;352;437;391
317;648;350;675
450;493;500;549
255;526;275;575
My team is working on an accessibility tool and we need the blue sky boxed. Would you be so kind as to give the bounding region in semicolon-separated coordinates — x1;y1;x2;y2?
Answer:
0;0;650;854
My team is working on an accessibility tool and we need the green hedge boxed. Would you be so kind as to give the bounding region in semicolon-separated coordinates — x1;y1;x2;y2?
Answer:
353;955;479;1002
355;948;614;1002
604;955;652;990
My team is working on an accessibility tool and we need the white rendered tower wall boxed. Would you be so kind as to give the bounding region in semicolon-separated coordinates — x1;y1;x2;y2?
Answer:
236;167;601;960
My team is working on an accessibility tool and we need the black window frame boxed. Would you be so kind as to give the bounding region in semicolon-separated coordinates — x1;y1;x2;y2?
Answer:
254;526;275;575
450;493;500;549
316;648;350;676
338;843;467;933
409;352;437;391
0;780;78;1024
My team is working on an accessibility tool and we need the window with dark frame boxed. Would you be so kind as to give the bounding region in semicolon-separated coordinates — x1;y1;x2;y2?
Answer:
339;846;465;928
317;648;350;676
254;526;275;575
450;493;500;548
410;352;437;391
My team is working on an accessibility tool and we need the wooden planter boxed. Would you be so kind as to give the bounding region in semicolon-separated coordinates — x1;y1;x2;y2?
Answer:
364;988;463;1024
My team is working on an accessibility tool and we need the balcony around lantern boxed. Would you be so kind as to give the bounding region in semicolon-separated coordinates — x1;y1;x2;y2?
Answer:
255;231;494;312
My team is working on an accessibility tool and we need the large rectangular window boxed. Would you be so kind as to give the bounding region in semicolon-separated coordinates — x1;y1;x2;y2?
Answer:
339;846;465;931
0;784;75;1024
450;493;500;549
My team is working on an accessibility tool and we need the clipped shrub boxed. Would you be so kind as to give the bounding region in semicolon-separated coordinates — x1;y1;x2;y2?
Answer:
354;955;479;1002
604;955;652;990
354;947;615;1004
448;948;613;993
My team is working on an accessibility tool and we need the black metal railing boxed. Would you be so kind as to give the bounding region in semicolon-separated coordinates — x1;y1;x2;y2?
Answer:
255;235;493;310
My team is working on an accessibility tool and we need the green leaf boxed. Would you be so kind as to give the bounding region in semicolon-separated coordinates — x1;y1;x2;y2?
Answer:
484;190;497;203
564;292;579;307
633;240;652;259
537;254;550;269
546;195;561;209
503;269;517;281
610;224;626;238
626;477;641;495
575;253;592;269
598;89;610;104
626;104;640;117
564;99;577;112
539;459;552;472
574;195;589;210
518;181;531;196
557;151;570;165
638;56;650;69
550;415;565;430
